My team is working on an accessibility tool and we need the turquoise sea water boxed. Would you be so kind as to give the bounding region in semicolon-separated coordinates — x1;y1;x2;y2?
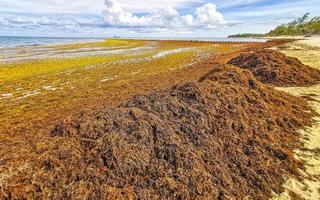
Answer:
124;37;268;43
0;36;267;49
0;36;105;49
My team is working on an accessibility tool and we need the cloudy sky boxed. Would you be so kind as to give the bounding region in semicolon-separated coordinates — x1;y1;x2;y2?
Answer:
0;0;319;37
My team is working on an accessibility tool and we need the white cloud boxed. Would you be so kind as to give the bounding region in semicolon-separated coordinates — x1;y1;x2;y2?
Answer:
216;0;264;9
102;0;231;32
0;0;201;14
0;15;105;32
0;0;236;36
195;4;224;25
181;15;194;26
7;17;32;24
104;0;202;13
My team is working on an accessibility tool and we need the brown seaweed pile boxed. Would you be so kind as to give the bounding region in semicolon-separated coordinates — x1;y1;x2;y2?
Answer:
0;64;313;199
228;49;320;86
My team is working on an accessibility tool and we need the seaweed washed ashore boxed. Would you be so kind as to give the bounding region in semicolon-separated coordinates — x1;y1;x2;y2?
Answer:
1;39;320;199
1;63;315;199
0;39;253;135
1;38;320;199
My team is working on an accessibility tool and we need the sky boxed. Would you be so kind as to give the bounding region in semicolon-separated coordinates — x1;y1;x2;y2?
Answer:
0;0;319;37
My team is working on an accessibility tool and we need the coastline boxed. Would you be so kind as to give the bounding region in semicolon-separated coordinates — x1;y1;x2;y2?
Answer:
0;36;268;50
0;36;108;49
0;37;319;199
273;36;320;199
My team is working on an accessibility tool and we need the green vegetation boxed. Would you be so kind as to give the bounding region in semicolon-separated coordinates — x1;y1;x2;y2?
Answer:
229;13;320;37
269;13;320;36
228;33;265;38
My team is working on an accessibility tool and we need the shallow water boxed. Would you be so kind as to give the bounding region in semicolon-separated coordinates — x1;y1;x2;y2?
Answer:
123;37;268;43
0;36;105;49
0;36;267;49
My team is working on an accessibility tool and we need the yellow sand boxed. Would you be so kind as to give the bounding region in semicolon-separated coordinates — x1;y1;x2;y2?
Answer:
272;37;320;199
297;36;320;48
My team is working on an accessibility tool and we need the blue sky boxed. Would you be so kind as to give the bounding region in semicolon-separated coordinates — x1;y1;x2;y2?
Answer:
0;0;319;37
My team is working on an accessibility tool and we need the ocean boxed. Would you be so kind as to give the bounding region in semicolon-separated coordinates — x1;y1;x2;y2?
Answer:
0;36;267;49
123;37;268;43
0;36;106;49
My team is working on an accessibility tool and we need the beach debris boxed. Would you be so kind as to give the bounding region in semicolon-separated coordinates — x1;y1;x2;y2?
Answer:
2;64;313;199
228;49;320;86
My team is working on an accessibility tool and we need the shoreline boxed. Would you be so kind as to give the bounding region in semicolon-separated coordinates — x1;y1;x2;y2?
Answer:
0;38;270;64
1;38;319;199
229;35;320;48
0;36;108;50
0;36;268;50
272;36;320;199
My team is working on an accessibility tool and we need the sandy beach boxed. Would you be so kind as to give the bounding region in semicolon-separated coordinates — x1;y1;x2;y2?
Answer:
272;36;320;199
1;0;319;199
1;37;319;199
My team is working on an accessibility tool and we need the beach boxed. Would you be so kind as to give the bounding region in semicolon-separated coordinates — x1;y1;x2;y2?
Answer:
1;37;320;199
271;36;320;199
